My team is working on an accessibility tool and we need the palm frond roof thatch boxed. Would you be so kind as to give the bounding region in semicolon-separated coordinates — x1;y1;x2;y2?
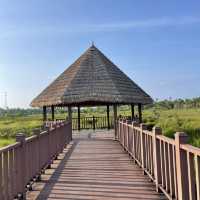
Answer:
31;45;153;107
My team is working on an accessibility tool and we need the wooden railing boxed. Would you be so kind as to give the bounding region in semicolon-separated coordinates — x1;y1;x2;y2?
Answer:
117;119;200;200
0;120;72;200
72;116;114;130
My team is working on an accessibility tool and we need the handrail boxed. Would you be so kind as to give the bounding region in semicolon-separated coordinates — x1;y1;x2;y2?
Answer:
72;116;115;130
117;119;200;200
57;115;131;130
0;120;72;199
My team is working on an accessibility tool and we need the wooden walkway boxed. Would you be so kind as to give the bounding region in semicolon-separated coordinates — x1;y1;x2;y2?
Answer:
27;131;166;200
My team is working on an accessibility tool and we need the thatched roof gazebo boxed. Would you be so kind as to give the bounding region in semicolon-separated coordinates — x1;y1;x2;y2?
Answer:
31;44;153;135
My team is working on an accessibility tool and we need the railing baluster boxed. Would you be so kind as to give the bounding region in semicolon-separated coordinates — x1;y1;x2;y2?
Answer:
147;135;150;172
9;148;14;199
3;151;9;199
195;154;200;200
0;153;3;200
150;136;154;175
140;124;147;172
132;122;136;161
187;152;196;200
168;143;175;197
153;127;162;192
164;142;170;192
160;140;166;188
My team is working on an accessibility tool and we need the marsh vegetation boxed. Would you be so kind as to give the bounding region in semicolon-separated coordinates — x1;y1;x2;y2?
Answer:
1;98;200;147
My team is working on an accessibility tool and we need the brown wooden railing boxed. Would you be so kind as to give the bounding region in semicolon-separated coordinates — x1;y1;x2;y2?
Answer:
72;116;114;130
117;119;200;200
57;116;132;131
0;120;72;200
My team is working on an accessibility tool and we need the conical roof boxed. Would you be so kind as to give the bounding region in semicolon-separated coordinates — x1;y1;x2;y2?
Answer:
31;45;153;107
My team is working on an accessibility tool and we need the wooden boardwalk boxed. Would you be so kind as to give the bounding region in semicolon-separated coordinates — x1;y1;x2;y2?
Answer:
27;131;166;200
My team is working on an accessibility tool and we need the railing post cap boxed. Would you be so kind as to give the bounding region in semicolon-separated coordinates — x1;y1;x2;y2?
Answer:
16;133;26;142
153;126;162;134
175;132;188;143
132;121;139;126
140;123;147;129
175;132;188;137
33;128;41;135
126;120;132;124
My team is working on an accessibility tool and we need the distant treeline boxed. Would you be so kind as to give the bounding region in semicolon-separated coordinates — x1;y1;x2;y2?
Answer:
148;97;200;110
1;97;200;117
0;108;42;117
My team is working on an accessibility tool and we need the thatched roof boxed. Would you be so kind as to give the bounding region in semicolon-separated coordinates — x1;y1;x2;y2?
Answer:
31;45;153;107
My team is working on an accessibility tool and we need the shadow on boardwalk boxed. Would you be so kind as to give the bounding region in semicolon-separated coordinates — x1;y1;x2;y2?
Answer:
27;131;166;200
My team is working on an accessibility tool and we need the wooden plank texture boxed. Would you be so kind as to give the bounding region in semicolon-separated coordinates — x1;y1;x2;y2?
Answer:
29;132;166;200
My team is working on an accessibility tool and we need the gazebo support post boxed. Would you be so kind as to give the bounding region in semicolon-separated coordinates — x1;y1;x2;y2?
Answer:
68;106;72;141
68;106;72;120
113;105;117;140
131;104;135;121
43;106;47;122
138;103;142;123
107;105;110;130
51;105;55;121
78;106;81;131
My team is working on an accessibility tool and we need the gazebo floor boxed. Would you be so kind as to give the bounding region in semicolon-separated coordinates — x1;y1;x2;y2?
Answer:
27;130;166;200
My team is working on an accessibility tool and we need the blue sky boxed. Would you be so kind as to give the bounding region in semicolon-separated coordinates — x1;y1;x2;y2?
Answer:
1;0;200;108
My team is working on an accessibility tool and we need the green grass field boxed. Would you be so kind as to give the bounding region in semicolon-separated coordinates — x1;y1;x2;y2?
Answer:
0;108;200;147
0;115;43;147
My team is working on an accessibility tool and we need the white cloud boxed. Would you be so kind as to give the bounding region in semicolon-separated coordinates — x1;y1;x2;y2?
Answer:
1;16;200;38
88;16;200;31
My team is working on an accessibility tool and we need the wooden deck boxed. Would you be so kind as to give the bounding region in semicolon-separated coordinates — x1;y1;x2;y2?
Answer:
27;130;166;200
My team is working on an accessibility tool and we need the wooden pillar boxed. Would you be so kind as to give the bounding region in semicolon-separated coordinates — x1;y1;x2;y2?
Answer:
131;104;135;121
175;132;189;200
78;106;80;131
68;106;72;121
68;106;72;141
107;105;110;129
113;105;117;140
43;106;47;122
93;116;95;130
138;103;142;123
51;105;55;121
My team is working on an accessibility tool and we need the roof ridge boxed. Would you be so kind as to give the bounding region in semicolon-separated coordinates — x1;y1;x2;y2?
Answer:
94;47;121;99
60;47;92;99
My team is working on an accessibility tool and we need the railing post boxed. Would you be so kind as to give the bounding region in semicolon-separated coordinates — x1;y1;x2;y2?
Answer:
107;105;110;130
16;133;26;199
126;120;132;152
152;126;162;192
175;132;189;200
78;106;81;131
93;116;95;130
132;121;139;163
140;123;147;173
123;119;126;147
43;106;47;122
